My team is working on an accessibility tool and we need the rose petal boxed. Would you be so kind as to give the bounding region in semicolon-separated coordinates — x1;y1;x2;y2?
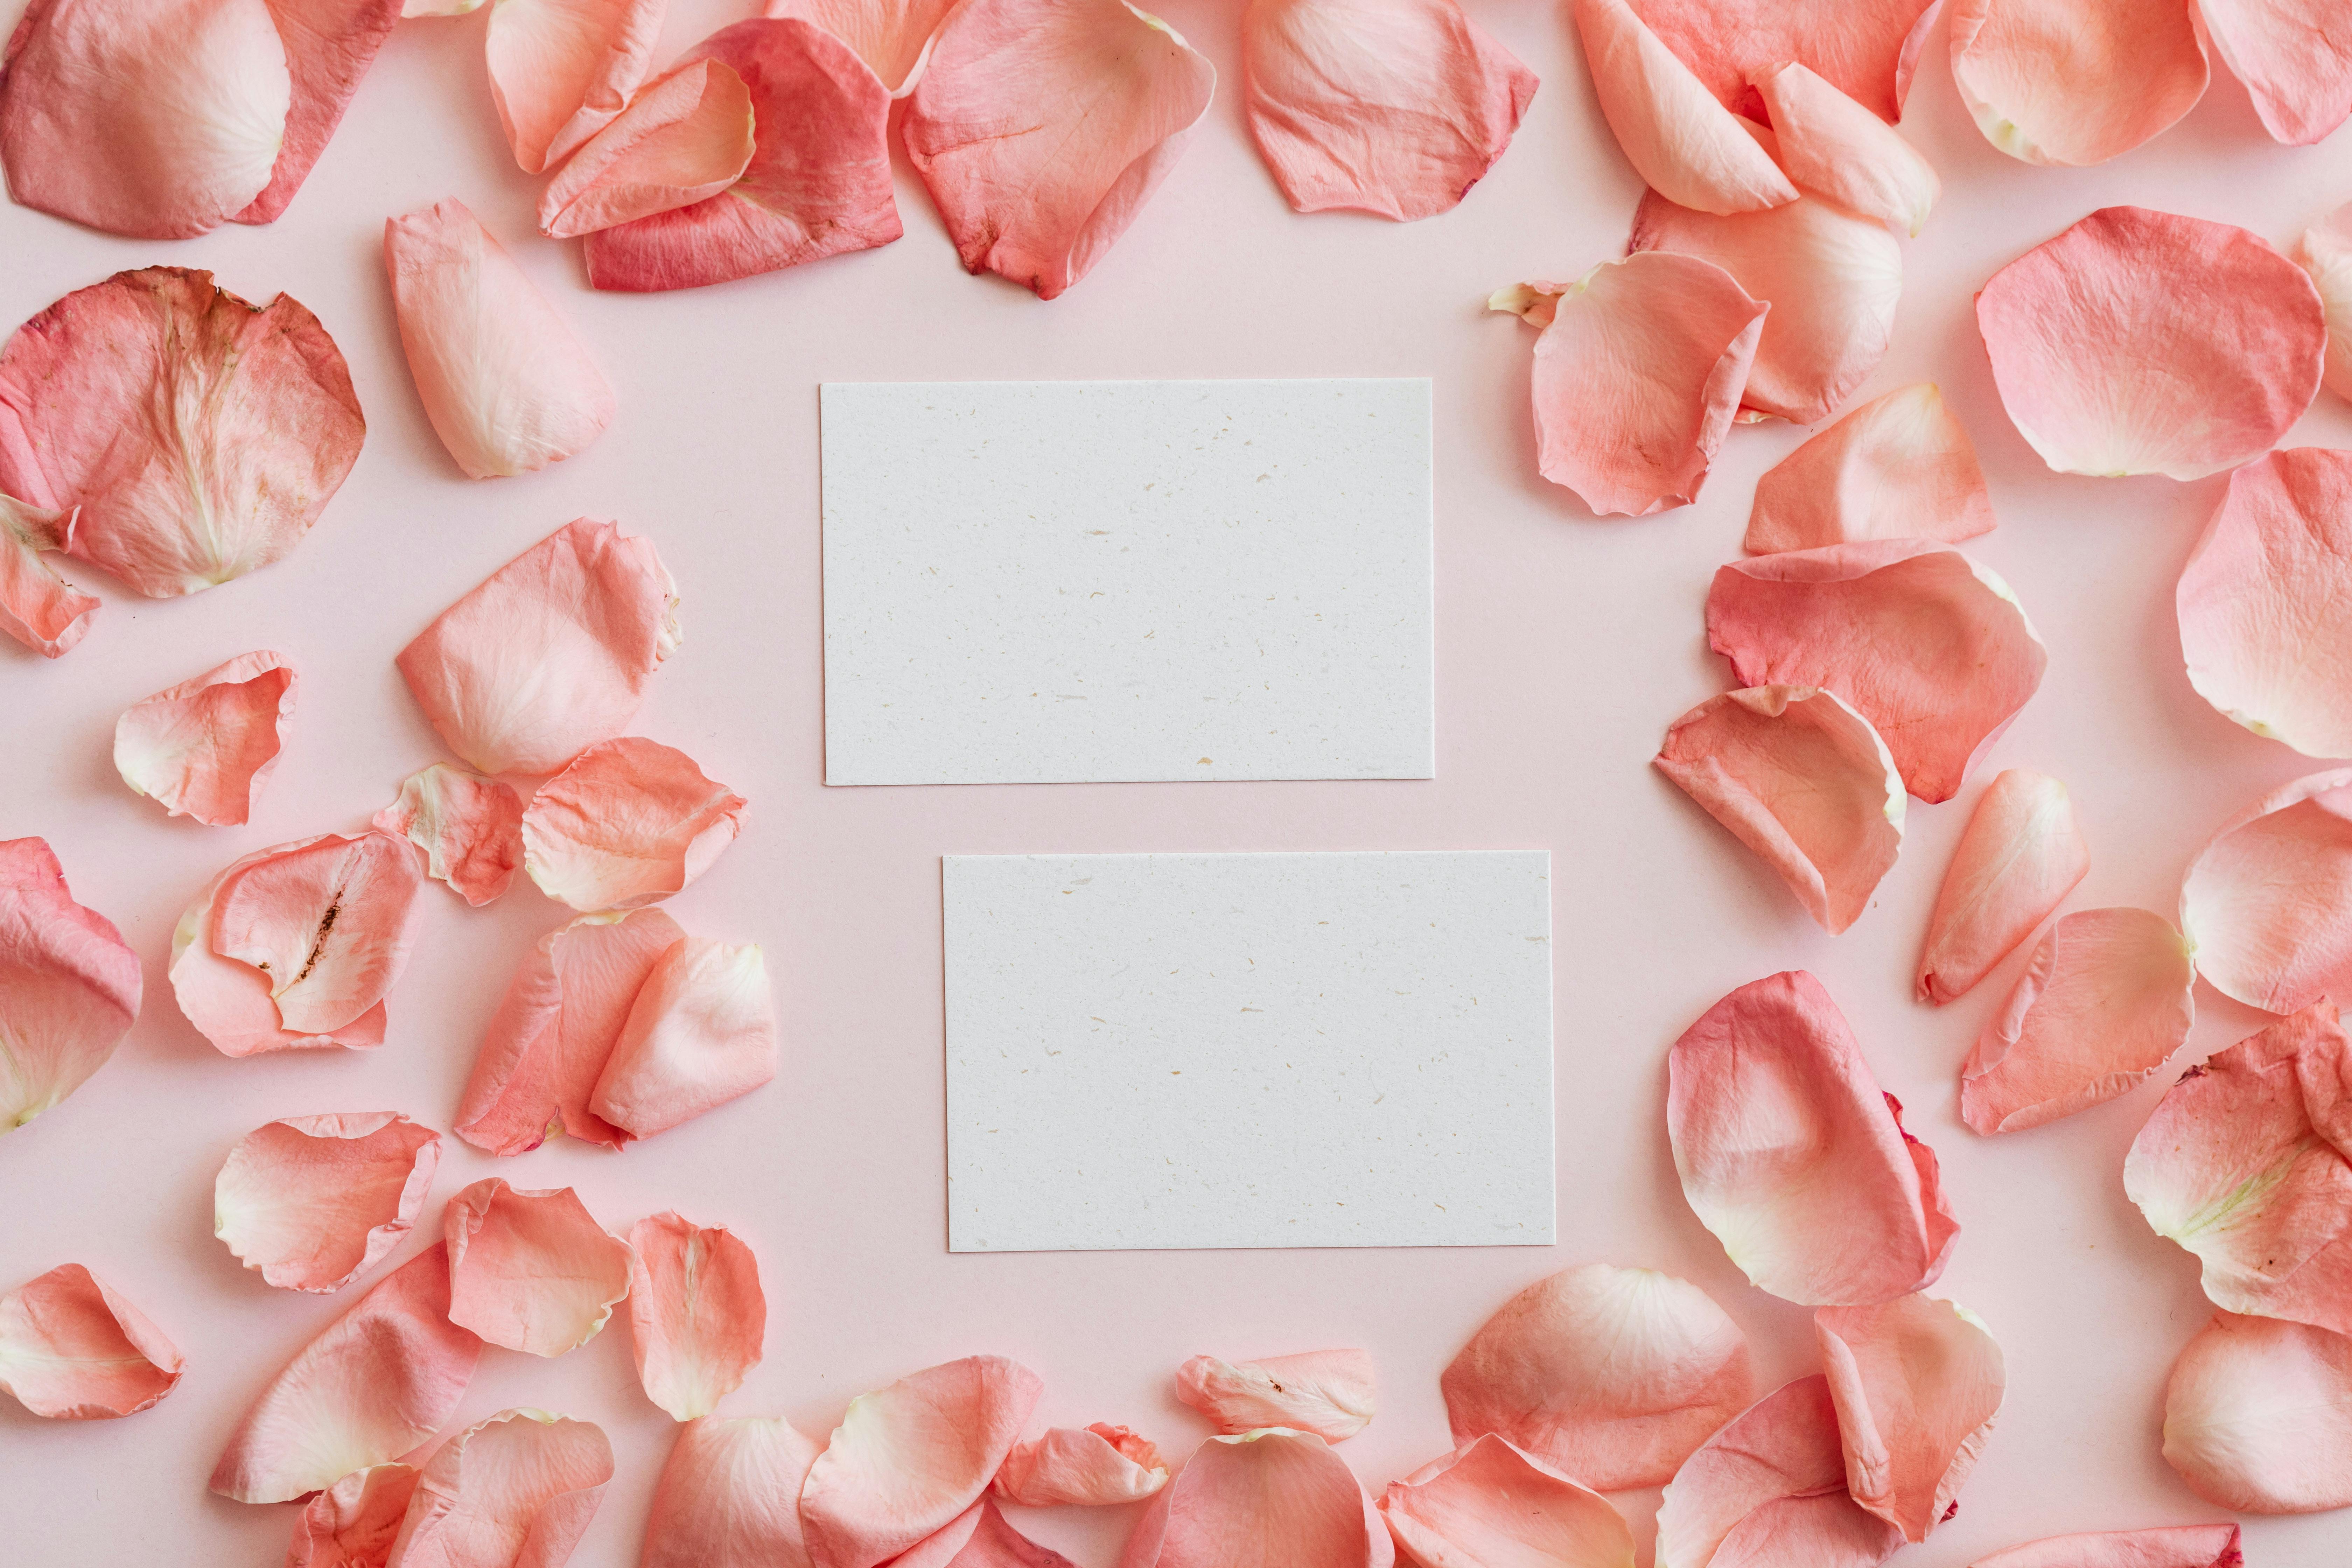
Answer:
289;1463;421;1568
993;1424;1168;1506
0;837;140;1134
1175;1349;1377;1443
1750;61;1937;236
1378;1433;1633;1568
2180;769;2352;1012
0;491;99;657
589;937;778;1141
443;1178;634;1357
2162;1311;2352;1514
210;830;426;1034
1622;0;1938;122
1745;386;1994;556
237;0;405;224
799;1355;1044;1568
897;1499;1079;1568
0;0;290;238
761;0;956;93
0;267;365;597
374;764;526;907
1970;1524;2246;1568
1975;206;2325;481
171;836;393;1058
1441;1262;1754;1490
537;59;755;239
1948;0;2207;165
1574;0;1795;216
484;0;662;172
1118;1429;1392;1568
903;0;1217;300
210;1246;482;1503
2298;201;2352;405
2198;0;2352;144
1706;540;2046;804
640;1416;821;1568
405;0;482;14
523;737;747;911
215;1113;442;1293
1669;972;1958;1306
1241;0;1536;222
1815;1295;2004;1542
0;1263;182;1419
1916;769;2089;1005
385;1408;614;1566
1656;1376;1904;1568
627;1212;764;1421
112;650;297;826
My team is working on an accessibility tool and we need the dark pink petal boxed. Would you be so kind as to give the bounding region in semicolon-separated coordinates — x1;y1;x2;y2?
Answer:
1378;1434;1633;1568
1574;0;1797;216
2162;1311;2352;1514
1916;769;2088;1006
640;1416;820;1568
210;830;425;1035
523;738;748;911
288;1464;420;1568
442;1178;634;1357
237;0;404;223
628;1212;764;1420
0;836;140;1134
1622;0;1938;122
215;1113;441;1293
1948;0;2208;165
0;1262;182;1418
384;1408;614;1566
112;650;296;826
2198;0;2352;144
1815;1295;2005;1542
2180;768;2352;1012
761;0;957;93
1750;62;1937;236
1118;1429;1392;1568
537;58;756;239
1745;385;1995;556
483;0;662;172
374;764;526;907
170;836;393;1058
0;491;98;657
1970;1524;2245;1568
993;1424;1167;1506
1175;1348;1377;1441
589;937;778;1141
897;1500;1079;1568
1656;1376;1903;1568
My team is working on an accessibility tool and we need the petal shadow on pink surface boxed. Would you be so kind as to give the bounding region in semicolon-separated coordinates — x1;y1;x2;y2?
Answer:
628;1212;765;1420
1947;0;2208;166
2179;768;2352;1013
639;1415;820;1568
993;1424;1167;1506
1117;1428;1392;1568
214;1112;441;1293
1572;0;1795;217
1744;384;1995;555
374;764;527;907
1656;1374;1904;1568
1378;1433;1634;1568
112;650;297;826
483;0;661;173
1175;1348;1376;1442
2162;1310;2352;1514
1968;1524;2245;1568
383;1407;614;1567
522;736;748;911
1815;1294;2005;1543
0;1262;183;1419
0;836;142;1135
1623;0;1938;123
538;57;756;239
1916;769;2088;1006
0;491;99;657
443;1178;634;1357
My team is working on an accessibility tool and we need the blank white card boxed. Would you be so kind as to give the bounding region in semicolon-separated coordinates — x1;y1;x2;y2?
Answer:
944;852;1555;1252
821;380;1435;785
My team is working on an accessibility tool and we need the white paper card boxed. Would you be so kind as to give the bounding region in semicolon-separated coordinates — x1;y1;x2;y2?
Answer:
821;380;1435;785
944;851;1554;1252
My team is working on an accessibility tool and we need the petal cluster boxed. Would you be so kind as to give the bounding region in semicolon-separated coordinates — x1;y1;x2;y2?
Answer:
538;58;757;239
1744;385;1994;555
484;0;661;172
1618;0;1937;123
1917;769;2088;1004
0;1263;183;1419
521;736;748;911
1815;1294;2004;1542
113;650;297;825
1175;1348;1377;1442
628;1212;765;1420
443;1178;634;1356
1573;0;1796;216
0;837;141;1134
215;1112;441;1292
1656;1374;1903;1568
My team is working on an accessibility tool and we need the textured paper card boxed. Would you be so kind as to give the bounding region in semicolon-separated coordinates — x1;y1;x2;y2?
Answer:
944;851;1554;1252
821;380;1435;785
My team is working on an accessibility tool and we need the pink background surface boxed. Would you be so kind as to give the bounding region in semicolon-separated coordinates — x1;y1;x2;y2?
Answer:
5;1;2351;1562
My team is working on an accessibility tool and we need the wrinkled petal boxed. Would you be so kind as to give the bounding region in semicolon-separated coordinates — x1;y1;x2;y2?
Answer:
0;491;98;657
799;1356;1044;1568
386;1408;614;1567
538;58;754;238
215;1113;441;1293
1491;251;1765;516
1441;1263;1754;1490
0;837;140;1133
2162;1311;2352;1514
443;1178;634;1357
112;649;296;825
1750;62;1936;236
0;1262;182;1419
628;1212;764;1420
640;1416;820;1568
1706;540;2046;804
904;0;1217;301
1176;1349;1377;1442
374;764;526;907
761;0;956;92
1574;0;1794;216
2198;0;2352;144
170;836;394;1058
1241;0;1536;222
1745;385;1994;556
2298;201;2352;405
2181;769;2352;1012
238;0;405;224
897;1499;1078;1568
1815;1295;2004;1542
0;0;290;238
1656;1376;1903;1568
290;1463;422;1568
1622;0;1938;122
0;267;366;597
210;1246;483;1503
994;1424;1167;1506
211;830;425;1034
484;0;663;172
590;937;777;1140
1970;1524;2246;1568
523;737;747;911
1119;1429;1391;1568
1976;206;2325;481
1379;1433;1633;1568
1948;0;2207;165
1917;769;2089;1005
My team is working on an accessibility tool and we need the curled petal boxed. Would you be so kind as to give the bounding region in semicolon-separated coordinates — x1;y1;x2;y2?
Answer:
761;0;957;93
2181;769;2352;1012
994;1424;1167;1506
1976;207;2325;481
0;491;98;657
904;0;1218;300
0;837;140;1134
2198;0;2352;144
1573;0;1795;216
537;58;755;239
1378;1434;1633;1568
897;1499;1079;1568
374;764;526;907
1750;62;1937;236
0;1263;182;1419
1948;0;2207;165
484;0;662;172
170;836;393;1058
1656;1376;1903;1568
215;1113;441;1293
112;650;296;826
385;1408;614;1566
1441;1263;1754;1490
289;1463;421;1568
239;0;405;224
211;830;425;1034
1815;1295;2004;1543
443;1178;634;1357
1176;1349;1377;1442
2162;1311;2352;1514
1970;1525;2245;1568
1917;769;2089;1006
591;937;778;1140
2299;201;2352;405
1118;1429;1391;1568
628;1212;764;1421
1745;385;1995;556
640;1416;820;1568
1619;0;1938;123
523;737;747;911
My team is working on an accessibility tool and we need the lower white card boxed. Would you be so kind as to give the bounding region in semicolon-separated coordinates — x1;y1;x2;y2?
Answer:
944;851;1555;1252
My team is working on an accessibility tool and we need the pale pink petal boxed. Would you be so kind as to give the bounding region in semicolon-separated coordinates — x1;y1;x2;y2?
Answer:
1378;1434;1633;1568
1621;0;1938;123
385;199;616;481
627;1212;764;1421
2199;0;2352;143
375;764;527;907
170;836;394;1058
112;649;296;826
1816;1296;2004;1542
1948;0;2207;165
1976;207;2325;481
405;0;482;14
1745;386;1994;556
2125;1003;2352;1336
799;1356;1044;1568
216;1113;441;1293
896;1499;1079;1568
590;937;777;1140
290;1463;422;1568
237;0;405;224
1117;1429;1393;1568
1656;1376;1904;1568
210;1246;482;1503
1706;540;2046;804
443;1178;634;1357
994;1424;1167;1506
1175;1349;1377;1442
0;837;140;1133
1440;1263;1754;1490
0;491;98;657
523;737;747;911
904;0;1217;300
2162;1311;2352;1514
385;1408;614;1567
0;1263;182;1419
1490;252;1765;516
0;267;365;597
2297;201;2352;405
1655;687;1904;934
1916;769;2089;1005
640;1415;820;1568
210;830;426;1034
0;0;289;238
1574;0;1795;216
538;59;754;239
2180;769;2352;1012
1750;62;1936;236
1669;972;1958;1306
761;0;956;93
1970;1524;2245;1568
484;0;663;172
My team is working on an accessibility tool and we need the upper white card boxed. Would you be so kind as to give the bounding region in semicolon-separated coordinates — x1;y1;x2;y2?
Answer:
943;851;1555;1252
820;380;1435;785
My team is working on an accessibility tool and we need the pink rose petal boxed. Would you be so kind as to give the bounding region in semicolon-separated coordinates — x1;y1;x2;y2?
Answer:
210;829;426;1035
640;1415;821;1568
2180;768;2352;1012
627;1212;764;1421
2298;201;2352;405
1976;207;2325;481
1750;62;1937;236
994;1424;1167;1506
904;0;1217;300
761;0;957;93
484;0;662;172
2162;1311;2352;1514
170;836;394;1058
1917;769;2089;1005
897;1499;1079;1568
1815;1294;2005;1542
590;936;778;1141
0;491;98;657
523;737;747;911
0;836;140;1133
238;0;405;224
1971;1524;2246;1568
1441;1262;1754;1489
1622;0;1938;123
1948;0;2207;165
112;650;296;826
289;1463;421;1568
1175;1349;1377;1442
1656;1376;1904;1568
2198;0;2352;144
385;1408;614;1567
538;58;756;239
0;1262;182;1419
215;1113;441;1293
1574;0;1795;216
443;1179;634;1357
375;764;526;907
1378;1433;1633;1568
1118;1429;1392;1568
1745;385;1995;556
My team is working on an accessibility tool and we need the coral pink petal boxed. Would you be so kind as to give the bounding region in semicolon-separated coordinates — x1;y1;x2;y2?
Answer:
1441;1262;1754;1490
2181;768;2352;1011
290;1463;422;1568
1118;1429;1392;1568
1917;769;2089;1005
170;837;392;1058
215;1113;441;1293
523;737;748;911
1574;0;1794;216
1622;0;1938;122
640;1416;821;1568
1706;540;2046;804
1815;1295;2005;1542
443;1179;634;1357
1751;61;1937;236
0;837;140;1134
761;0;957;93
1242;0;1536;222
0;267;365;597
897;1500;1079;1568
375;764;526;907
628;1212;764;1420
2299;201;2352;404
2199;0;2352;144
904;0;1217;301
2162;1311;2352;1513
484;0;662;172
1976;206;2325;481
538;58;755;239
1971;1525;2246;1568
112;650;296;826
238;0;404;224
210;830;425;1034
0;1263;182;1418
1745;385;1995;556
1657;1376;1904;1568
385;1408;614;1567
799;1356;1045;1568
994;1424;1167;1506
210;1246;482;1502
1948;0;2207;165
590;936;777;1140
1175;1349;1377;1442
0;492;99;657
1378;1433;1633;1568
